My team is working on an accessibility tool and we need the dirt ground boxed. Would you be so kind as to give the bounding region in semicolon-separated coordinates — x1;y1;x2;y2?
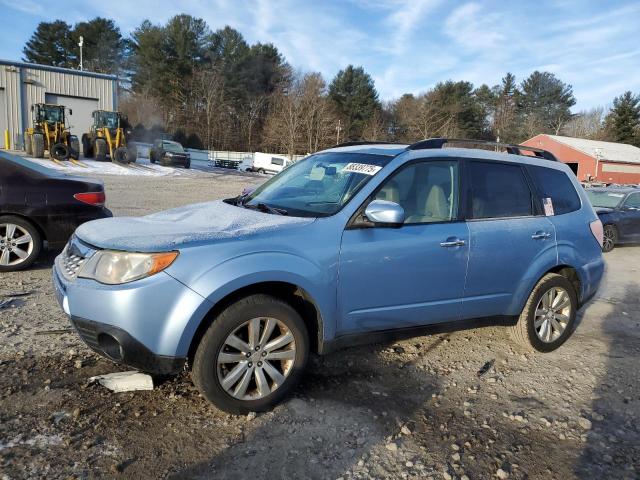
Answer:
1;171;639;480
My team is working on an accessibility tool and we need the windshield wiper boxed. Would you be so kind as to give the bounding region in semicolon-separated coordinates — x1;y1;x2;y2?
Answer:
243;202;288;215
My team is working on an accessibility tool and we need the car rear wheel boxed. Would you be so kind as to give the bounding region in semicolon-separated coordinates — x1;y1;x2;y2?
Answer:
192;294;309;414
602;225;617;252
0;216;42;272
510;273;577;352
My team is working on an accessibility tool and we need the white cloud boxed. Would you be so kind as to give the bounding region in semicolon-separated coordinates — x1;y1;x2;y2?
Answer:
444;2;505;52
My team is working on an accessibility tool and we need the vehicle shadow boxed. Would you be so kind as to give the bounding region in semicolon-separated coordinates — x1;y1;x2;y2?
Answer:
170;322;604;480
574;284;640;478
170;342;442;479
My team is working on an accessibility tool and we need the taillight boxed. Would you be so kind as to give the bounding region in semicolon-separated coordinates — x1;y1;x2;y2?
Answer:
590;219;603;248
74;191;105;206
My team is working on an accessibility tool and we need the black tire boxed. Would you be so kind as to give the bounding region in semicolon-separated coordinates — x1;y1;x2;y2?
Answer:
51;143;69;161
69;137;80;160
150;152;156;164
82;135;94;158
510;273;578;352
258;168;265;174
32;133;45;158
184;161;191;169
602;224;617;253
0;215;42;272
126;145;137;163
25;134;33;155
192;294;309;414
113;147;128;164
94;139;108;162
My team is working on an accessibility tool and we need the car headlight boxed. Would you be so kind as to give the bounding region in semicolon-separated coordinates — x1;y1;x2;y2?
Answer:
78;250;178;285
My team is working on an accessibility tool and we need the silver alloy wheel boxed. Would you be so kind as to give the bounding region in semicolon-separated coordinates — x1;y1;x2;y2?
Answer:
217;317;296;400
0;223;34;267
603;227;615;251
534;286;572;343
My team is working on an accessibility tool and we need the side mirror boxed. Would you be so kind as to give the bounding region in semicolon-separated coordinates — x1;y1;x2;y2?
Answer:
364;200;405;226
30;105;34;112
68;109;73;115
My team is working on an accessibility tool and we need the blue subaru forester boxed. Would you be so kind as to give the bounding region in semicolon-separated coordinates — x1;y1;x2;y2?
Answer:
53;138;605;413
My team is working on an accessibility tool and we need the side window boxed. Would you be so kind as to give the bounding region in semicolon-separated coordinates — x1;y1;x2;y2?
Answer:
623;193;640;208
271;157;284;166
527;165;581;215
375;160;459;224
469;162;533;219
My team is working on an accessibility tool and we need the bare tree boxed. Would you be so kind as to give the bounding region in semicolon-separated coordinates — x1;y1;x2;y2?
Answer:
562;108;605;139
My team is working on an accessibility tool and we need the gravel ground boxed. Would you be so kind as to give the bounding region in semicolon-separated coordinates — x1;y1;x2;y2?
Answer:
1;171;639;479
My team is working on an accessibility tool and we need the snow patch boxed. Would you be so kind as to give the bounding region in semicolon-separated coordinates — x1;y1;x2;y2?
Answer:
76;200;315;251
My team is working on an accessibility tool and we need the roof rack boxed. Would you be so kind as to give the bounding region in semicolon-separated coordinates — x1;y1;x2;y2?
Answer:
334;141;404;148
406;138;558;161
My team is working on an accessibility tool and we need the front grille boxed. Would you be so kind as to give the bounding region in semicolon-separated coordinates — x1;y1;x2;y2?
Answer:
62;250;86;279
59;236;97;281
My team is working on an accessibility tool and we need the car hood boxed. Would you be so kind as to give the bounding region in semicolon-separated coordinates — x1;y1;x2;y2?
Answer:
595;207;614;214
75;200;315;252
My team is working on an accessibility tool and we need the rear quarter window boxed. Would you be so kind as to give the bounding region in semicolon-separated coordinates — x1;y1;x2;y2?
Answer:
527;165;581;215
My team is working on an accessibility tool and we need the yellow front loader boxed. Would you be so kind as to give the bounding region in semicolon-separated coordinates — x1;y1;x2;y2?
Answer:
82;110;136;163
24;104;79;162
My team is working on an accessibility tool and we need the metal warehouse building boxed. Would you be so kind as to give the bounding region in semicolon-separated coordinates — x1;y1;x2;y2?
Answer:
523;134;640;185
0;60;117;149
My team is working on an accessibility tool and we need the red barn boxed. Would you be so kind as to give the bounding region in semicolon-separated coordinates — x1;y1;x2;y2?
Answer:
522;134;640;185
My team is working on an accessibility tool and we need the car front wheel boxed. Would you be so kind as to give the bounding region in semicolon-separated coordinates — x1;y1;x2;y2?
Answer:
192;294;309;414
602;224;617;252
510;273;577;352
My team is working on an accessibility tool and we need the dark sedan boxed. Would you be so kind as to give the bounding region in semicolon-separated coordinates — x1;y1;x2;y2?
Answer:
149;140;191;169
0;152;111;271
586;186;640;252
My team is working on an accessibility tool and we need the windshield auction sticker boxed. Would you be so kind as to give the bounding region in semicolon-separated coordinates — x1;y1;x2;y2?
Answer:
343;163;382;175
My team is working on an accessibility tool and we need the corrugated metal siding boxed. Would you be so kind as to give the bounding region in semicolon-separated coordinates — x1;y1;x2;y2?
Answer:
0;62;115;149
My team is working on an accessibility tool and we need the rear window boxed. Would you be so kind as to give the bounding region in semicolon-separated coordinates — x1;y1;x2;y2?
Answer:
528;165;581;215
469;162;533;219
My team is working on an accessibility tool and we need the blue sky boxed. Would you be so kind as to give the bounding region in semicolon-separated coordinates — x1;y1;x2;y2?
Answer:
1;0;639;111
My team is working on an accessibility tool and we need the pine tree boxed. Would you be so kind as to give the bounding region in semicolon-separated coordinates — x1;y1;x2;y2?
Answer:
329;65;380;140
604;91;640;146
71;18;128;74
23;21;74;67
518;71;576;137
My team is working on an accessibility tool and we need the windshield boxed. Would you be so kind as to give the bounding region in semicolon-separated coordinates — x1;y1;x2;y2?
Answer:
163;141;185;153
38;105;64;123
586;190;626;208
241;152;393;217
96;112;119;129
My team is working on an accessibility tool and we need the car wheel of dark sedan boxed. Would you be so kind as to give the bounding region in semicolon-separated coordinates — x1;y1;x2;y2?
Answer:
0;216;42;272
602;225;617;252
192;294;309;414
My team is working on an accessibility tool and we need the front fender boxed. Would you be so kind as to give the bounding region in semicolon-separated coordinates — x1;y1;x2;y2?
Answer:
170;251;338;356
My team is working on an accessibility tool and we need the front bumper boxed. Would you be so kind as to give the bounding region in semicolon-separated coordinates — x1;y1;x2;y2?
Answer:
69;316;185;374
52;253;211;374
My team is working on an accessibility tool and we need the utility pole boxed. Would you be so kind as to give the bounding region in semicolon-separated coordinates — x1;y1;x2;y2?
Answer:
336;120;342;145
78;36;84;71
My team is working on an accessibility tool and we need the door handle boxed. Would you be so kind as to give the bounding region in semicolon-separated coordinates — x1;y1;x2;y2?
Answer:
440;239;466;247
531;232;551;240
